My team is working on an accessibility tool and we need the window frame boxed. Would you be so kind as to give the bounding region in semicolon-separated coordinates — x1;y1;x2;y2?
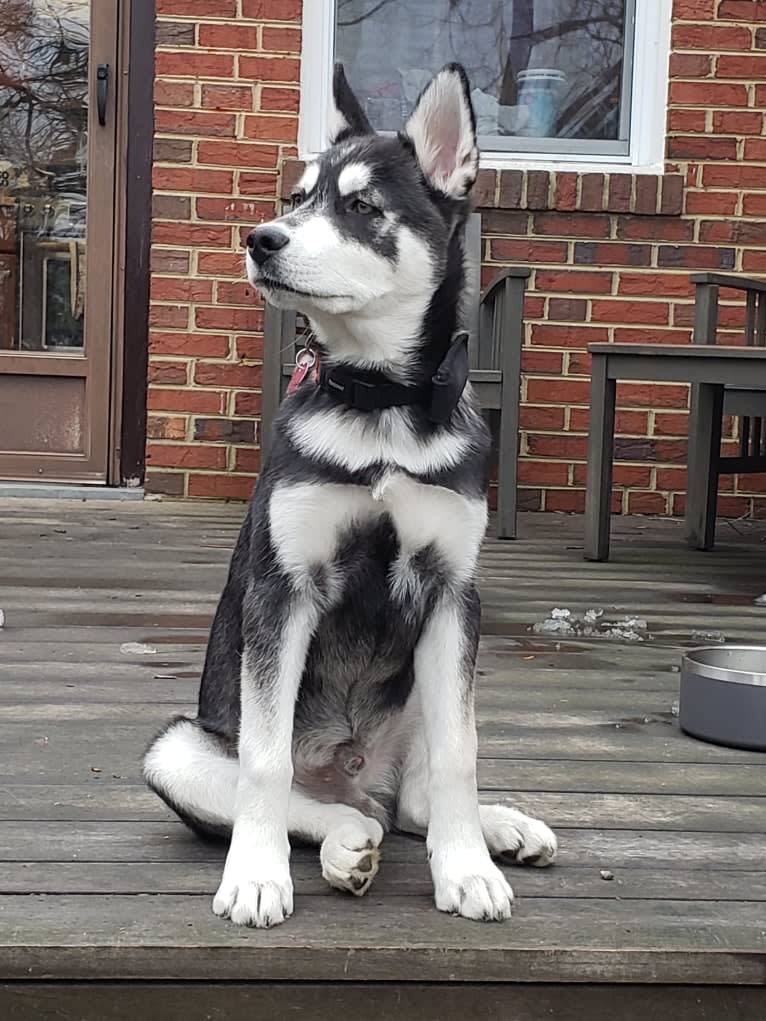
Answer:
299;0;671;174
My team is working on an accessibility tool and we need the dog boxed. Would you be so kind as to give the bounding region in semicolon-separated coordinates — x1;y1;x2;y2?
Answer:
143;62;557;928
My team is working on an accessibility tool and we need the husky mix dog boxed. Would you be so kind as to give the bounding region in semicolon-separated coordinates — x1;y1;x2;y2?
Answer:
143;63;557;928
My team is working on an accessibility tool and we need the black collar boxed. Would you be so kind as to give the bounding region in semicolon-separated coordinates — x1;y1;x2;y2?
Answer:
318;332;470;425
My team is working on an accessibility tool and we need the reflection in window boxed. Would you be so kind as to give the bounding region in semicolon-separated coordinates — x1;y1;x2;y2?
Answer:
0;1;89;352
335;0;632;154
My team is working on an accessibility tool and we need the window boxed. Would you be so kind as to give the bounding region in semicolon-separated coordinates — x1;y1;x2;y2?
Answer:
300;0;670;171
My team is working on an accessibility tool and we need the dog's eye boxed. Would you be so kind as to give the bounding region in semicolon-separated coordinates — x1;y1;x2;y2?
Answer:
291;190;305;209
348;198;377;216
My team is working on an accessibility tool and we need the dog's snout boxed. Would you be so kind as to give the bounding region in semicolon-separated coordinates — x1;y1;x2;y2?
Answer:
246;225;290;266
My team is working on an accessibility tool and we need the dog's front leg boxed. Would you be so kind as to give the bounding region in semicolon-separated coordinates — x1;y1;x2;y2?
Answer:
213;580;316;928
415;587;513;922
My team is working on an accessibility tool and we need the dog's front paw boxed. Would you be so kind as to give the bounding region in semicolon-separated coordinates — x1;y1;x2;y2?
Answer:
213;864;293;928
480;805;558;867
321;818;384;897
430;850;513;922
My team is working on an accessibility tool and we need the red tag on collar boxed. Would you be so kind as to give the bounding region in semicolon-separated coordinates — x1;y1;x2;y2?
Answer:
287;348;319;395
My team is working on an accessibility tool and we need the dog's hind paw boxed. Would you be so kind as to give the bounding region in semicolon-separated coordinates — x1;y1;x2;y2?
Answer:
321;819;383;897
480;804;558;867
213;869;294;928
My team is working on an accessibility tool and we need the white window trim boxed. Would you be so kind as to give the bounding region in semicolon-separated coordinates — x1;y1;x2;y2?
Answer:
299;0;671;175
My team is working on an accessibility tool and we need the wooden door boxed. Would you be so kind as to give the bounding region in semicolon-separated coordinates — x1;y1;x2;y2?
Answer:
0;1;119;484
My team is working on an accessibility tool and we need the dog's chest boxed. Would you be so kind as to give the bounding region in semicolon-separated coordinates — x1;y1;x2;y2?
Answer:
268;473;487;592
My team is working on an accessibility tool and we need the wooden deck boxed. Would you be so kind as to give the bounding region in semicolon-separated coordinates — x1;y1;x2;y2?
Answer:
1;499;765;1019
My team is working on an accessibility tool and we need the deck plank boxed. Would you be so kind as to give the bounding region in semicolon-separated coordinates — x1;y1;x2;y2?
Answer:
1;501;765;999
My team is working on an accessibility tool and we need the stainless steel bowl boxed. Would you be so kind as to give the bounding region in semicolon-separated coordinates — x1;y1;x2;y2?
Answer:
679;645;766;752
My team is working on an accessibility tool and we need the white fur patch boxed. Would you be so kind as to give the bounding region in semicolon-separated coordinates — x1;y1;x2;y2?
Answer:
327;105;350;146
287;404;472;475
296;161;319;196
337;162;372;196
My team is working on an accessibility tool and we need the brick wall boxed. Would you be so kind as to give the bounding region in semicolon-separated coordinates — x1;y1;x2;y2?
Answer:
147;0;766;515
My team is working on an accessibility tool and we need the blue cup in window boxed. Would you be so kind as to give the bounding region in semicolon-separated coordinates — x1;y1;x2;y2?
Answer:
516;69;566;137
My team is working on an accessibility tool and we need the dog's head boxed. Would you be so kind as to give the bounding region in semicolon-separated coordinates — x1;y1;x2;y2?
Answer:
245;63;478;373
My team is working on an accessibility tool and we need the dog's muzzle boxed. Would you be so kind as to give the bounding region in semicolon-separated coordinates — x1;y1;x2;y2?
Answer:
246;225;290;266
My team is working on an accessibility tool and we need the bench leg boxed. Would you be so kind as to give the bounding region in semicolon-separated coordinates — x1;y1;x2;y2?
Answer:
685;382;723;551
584;357;616;562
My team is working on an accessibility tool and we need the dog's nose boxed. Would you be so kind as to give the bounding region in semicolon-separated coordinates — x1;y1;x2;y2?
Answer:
246;226;290;265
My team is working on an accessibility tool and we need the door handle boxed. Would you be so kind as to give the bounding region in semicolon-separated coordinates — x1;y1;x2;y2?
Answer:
96;63;109;126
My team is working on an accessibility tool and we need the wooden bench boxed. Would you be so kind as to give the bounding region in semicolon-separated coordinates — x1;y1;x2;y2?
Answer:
259;214;530;539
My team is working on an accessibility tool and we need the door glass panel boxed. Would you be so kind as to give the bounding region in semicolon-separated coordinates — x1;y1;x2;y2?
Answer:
0;1;89;354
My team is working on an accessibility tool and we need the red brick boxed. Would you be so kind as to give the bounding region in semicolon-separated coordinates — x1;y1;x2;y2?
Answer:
197;141;279;168
155;52;234;80
667;109;707;133
618;383;690;409
657;245;736;270
197;251;247;276
242;0;302;18
235;448;262;474
673;0;714;17
672;23;752;49
188;474;254;500
153;223;232;248
521;350;563;374
634;176;659;214
196;197;274;224
717;54;766;80
606;175;632;212
195;306;264;332
628;492;668;515
148;360;188;385
530;325;607;348
158;0;235;12
716;496;752;518
194;361;263;388
699;220;766;245
669;81;748;106
524;296;546;319
244;114;298;143
743;138;766;162
667;136;737;160
260;87;300;113
685;191;738;215
519;406;566;431
234;392;262;416
150;278;214;303
262;26;302;52
149;304;189;329
525;171;550;210
152;249;191;274
517;461;569;486
148;443;226;470
616;217;694;242
656;467;687;490
572;463;652;487
198;23;259;49
490;239;568;263
239;172;279;197
217;281;261;305
193;418;256;444
574;241;652;267
545;489;586;513
239;55;301;83
236;335;264;360
590;301;669;325
668;54;712;79
146;415;187;441
652;413;689;440
548;298;587;322
535;270;612;294
153;167;234;194
526;378;591;404
533;213;610;239
553;172;578;211
527;434;588;459
147;387;226;414
144;470;185;497
617;274;694;298
201;85;255;111
713;111;763;135
155;109;236;137
149;332;230;358
154;80;195;108
613;328;691;345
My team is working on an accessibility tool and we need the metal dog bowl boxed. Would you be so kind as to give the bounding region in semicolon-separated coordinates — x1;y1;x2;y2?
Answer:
679;645;766;751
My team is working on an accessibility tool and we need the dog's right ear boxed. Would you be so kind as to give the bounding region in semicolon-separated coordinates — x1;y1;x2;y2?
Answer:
328;63;373;145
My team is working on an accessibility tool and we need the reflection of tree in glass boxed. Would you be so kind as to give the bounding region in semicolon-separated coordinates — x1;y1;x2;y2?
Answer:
336;0;626;141
0;0;89;195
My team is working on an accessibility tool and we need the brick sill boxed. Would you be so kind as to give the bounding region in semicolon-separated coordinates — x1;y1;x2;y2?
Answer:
280;160;684;218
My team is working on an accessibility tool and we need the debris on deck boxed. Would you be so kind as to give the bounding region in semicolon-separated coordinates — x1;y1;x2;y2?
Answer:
532;607;648;642
119;641;157;655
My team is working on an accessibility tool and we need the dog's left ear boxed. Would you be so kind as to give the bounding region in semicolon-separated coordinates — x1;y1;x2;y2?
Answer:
403;63;478;199
328;63;373;144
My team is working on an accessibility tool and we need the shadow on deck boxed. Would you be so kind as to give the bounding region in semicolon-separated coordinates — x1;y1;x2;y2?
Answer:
1;501;765;1019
